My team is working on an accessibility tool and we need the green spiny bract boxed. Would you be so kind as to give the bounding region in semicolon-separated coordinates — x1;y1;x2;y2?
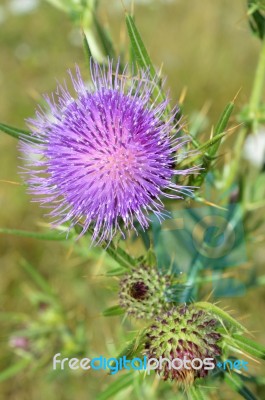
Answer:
119;265;172;319
144;304;222;385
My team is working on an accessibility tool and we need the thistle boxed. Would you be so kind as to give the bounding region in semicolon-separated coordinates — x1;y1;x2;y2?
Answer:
144;304;222;385
19;59;196;245
119;266;172;319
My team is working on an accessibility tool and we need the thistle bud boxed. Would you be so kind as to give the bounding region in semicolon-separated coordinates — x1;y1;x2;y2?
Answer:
119;266;172;319
144;304;222;385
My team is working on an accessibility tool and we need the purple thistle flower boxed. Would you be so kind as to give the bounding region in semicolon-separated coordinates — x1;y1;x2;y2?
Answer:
19;60;197;244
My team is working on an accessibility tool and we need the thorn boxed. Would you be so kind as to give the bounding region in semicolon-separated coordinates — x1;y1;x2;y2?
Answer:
203;290;214;302
179;87;187;105
232;87;242;103
194;196;228;211
210;125;214;140
0;179;21;185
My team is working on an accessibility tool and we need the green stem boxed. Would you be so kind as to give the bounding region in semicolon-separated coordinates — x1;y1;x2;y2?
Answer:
249;38;265;125
224;38;265;191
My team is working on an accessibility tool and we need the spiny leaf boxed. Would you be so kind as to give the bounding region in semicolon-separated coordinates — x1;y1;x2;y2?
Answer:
0;122;41;144
83;227;137;270
125;14;156;76
104;243;137;270
195;131;227;152
230;334;265;359
181;131;226;168
184;100;234;188
209;100;234;157
125;14;169;115
195;302;248;333
102;305;125;317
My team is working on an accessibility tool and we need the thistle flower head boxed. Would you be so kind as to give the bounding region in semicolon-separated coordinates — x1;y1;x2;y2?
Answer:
144;304;222;384
20;59;196;244
119;265;172;319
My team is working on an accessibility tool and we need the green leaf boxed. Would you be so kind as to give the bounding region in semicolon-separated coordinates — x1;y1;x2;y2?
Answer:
248;0;265;40
185;100;234;187
96;372;134;400
0;227;74;241
230;334;265;360
195;302;248;333
209;101;234;157
82;31;93;66
0;122;41;144
0;358;31;382
105;266;128;276
102;305;125;317
125;14;156;76
104;243;137;270
125;14;169;115
195;131;227;152
225;371;258;400
181;131;226;168
93;13;115;59
84;226;137;269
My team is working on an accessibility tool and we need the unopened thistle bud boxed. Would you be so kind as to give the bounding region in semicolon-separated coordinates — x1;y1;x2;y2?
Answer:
144;304;222;385
119;266;172;319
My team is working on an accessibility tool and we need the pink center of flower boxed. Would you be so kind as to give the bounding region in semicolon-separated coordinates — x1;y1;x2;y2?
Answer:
105;147;137;178
84;144;141;183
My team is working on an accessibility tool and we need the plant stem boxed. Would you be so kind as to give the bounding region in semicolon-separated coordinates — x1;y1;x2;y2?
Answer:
248;38;265;126
224;38;265;191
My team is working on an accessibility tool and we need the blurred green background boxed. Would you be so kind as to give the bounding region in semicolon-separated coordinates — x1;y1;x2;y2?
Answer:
0;0;265;399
